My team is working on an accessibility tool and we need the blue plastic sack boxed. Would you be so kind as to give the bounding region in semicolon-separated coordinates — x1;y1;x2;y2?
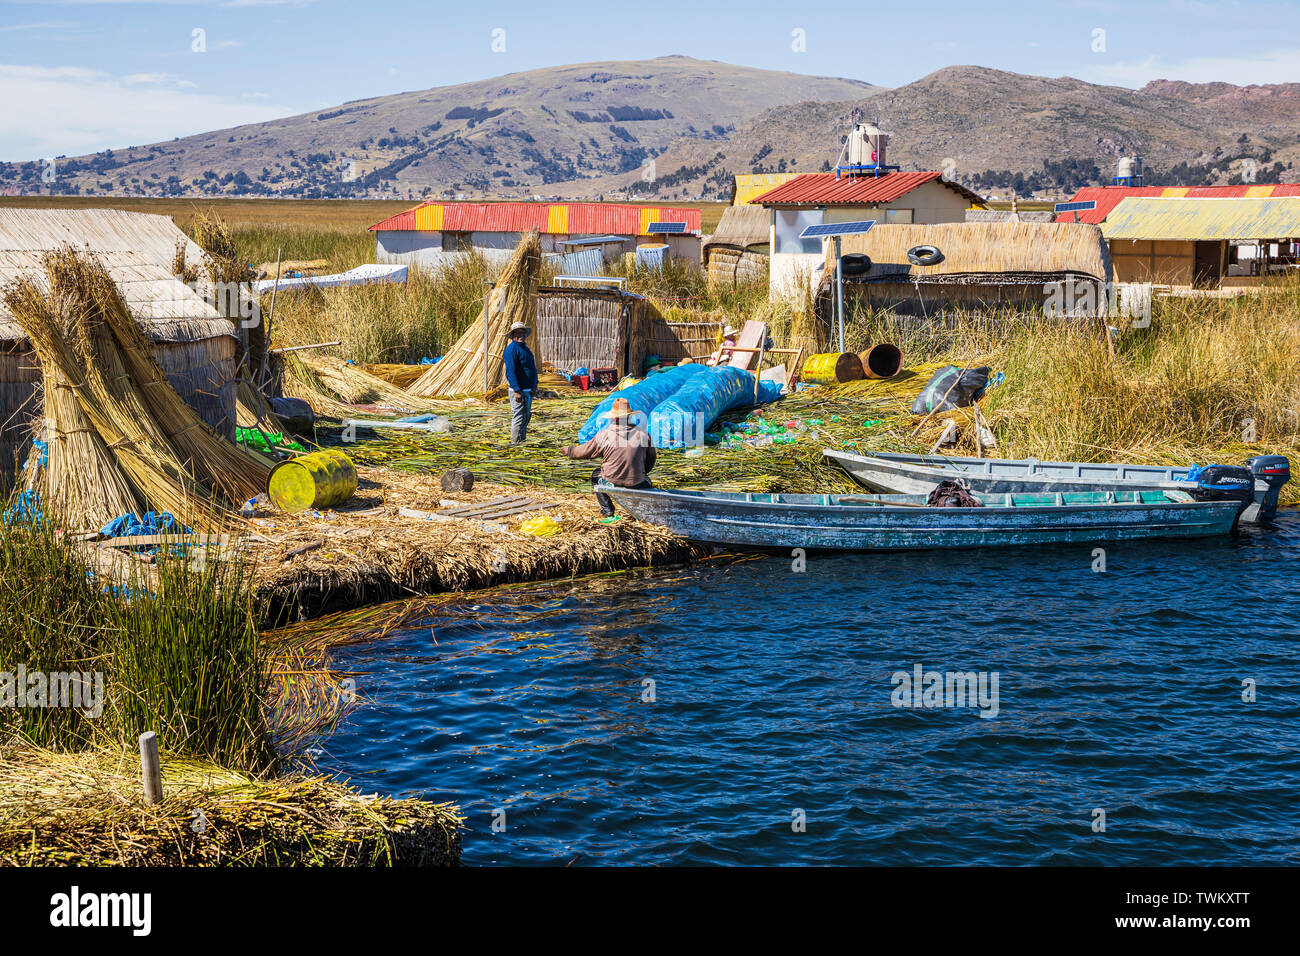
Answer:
576;363;708;443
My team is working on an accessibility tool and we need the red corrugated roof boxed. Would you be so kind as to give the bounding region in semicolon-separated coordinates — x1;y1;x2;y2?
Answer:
748;171;985;207
368;201;702;234
369;206;421;231
1055;184;1300;223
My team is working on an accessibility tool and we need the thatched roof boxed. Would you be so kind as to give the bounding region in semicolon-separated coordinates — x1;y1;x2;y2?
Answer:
0;208;234;347
818;221;1112;289
702;205;770;256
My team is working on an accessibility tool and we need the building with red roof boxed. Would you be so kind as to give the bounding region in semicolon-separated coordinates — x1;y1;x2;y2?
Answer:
368;200;703;270
749;171;986;296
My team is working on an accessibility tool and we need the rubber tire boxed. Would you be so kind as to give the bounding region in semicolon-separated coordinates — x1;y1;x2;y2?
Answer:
840;253;872;277
907;244;945;267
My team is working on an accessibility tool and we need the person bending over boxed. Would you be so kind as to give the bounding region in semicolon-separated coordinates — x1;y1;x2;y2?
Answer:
560;397;656;518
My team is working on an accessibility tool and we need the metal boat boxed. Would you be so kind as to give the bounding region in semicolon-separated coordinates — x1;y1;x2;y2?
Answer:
602;486;1240;551
824;449;1290;524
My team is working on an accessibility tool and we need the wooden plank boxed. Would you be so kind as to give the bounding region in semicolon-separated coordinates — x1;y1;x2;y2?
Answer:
433;495;527;517
469;501;559;521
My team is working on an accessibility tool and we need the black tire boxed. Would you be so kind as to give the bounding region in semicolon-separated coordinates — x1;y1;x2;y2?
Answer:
840;253;872;276
907;244;945;267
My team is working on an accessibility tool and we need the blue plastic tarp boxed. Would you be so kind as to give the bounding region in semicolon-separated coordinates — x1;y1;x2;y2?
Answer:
576;363;708;443
99;512;190;540
650;367;783;449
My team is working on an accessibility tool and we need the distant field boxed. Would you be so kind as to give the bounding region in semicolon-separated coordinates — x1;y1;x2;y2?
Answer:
0;195;730;233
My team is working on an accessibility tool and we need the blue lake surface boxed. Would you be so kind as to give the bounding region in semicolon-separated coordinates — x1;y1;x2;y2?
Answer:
319;514;1300;865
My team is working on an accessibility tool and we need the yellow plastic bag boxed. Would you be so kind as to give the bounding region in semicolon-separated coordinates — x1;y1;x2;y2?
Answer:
518;514;561;537
615;376;641;391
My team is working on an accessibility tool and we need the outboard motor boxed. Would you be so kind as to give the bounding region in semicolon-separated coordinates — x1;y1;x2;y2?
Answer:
1244;455;1291;523
1190;465;1255;529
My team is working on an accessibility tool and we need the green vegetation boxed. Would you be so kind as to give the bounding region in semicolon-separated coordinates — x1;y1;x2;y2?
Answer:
0;520;273;771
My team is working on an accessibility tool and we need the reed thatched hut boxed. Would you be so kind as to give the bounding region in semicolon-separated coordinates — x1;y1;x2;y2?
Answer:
534;283;726;379
0;208;240;477
701;205;770;289
814;221;1113;322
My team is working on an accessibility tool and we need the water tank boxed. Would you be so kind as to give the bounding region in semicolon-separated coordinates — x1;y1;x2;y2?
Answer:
846;122;888;168
1116;156;1135;179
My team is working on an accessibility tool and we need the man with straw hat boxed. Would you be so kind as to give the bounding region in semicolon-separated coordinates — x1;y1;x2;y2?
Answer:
504;321;538;443
560;397;656;519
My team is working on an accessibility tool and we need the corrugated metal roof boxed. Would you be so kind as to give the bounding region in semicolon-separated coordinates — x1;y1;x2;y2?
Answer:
369;202;701;236
1055;183;1300;223
733;173;800;206
1099;197;1300;241
749;171;985;208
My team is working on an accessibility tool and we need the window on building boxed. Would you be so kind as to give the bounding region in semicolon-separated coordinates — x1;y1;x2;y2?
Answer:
774;209;824;255
886;208;914;224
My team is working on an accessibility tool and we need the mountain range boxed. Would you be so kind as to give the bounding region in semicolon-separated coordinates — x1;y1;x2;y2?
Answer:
3;56;1297;203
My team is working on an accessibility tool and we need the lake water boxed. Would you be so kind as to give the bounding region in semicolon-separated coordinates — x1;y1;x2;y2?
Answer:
319;514;1300;866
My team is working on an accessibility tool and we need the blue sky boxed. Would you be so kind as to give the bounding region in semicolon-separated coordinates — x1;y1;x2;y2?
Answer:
1;0;1297;160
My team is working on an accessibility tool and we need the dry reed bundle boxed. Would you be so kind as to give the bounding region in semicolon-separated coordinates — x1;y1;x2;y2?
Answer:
5;249;263;528
286;354;462;414
408;231;542;397
190;208;247;285
80;260;270;503
5;274;208;521
2;281;143;528
362;363;427;390
41;369;141;529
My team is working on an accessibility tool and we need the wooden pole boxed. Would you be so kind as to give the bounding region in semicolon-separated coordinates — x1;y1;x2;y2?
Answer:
139;731;162;804
481;282;492;398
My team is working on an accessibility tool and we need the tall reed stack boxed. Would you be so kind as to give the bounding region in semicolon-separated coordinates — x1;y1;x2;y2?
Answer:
408;231;542;398
3;248;271;529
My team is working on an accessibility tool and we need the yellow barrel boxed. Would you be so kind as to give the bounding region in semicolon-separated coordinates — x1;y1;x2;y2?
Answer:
801;352;865;385
267;449;358;512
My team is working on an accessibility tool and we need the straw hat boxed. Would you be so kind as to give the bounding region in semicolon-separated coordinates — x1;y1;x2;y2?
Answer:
722;324;739;338
601;397;637;420
507;321;532;338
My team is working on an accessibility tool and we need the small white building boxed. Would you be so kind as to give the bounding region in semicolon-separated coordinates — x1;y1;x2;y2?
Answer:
752;171;986;297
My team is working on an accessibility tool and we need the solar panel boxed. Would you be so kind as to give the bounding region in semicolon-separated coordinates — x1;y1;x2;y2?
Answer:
647;221;687;234
1053;200;1097;213
799;220;876;239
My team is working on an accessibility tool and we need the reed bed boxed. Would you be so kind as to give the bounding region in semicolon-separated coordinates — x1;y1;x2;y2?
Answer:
0;743;462;866
247;468;706;621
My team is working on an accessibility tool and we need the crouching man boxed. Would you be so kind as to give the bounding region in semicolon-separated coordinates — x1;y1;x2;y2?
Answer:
560;397;656;518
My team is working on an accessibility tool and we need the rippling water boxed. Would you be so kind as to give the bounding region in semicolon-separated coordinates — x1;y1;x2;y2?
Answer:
319;514;1300;865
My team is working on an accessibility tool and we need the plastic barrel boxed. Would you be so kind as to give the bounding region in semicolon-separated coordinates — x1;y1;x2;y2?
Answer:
267;449;358;512
859;343;903;379
801;352;865;386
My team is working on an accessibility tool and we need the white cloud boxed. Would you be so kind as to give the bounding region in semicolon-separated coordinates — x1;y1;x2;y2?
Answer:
1082;49;1300;88
0;21;80;31
123;71;198;88
0;63;292;160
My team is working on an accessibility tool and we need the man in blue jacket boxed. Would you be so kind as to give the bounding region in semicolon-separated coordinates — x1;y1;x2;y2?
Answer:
503;321;538;444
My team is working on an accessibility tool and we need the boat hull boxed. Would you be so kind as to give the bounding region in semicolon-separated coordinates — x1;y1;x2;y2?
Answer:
825;449;1277;524
604;487;1240;551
